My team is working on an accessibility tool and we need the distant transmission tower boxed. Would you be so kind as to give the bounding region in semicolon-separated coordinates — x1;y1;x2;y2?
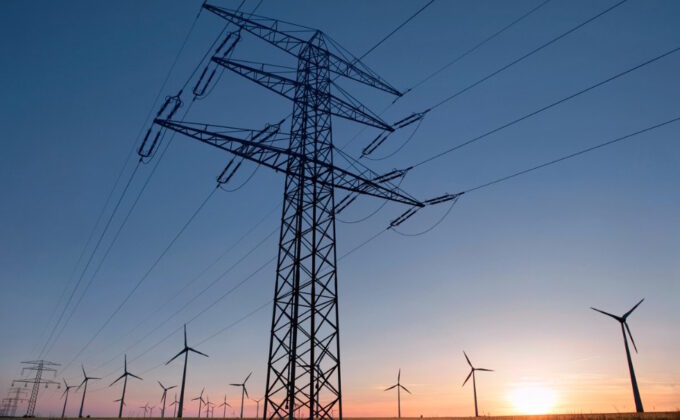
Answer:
139;4;452;420
1;386;28;417
12;360;61;416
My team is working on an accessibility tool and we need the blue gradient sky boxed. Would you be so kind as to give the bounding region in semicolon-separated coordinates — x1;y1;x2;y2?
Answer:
1;0;678;416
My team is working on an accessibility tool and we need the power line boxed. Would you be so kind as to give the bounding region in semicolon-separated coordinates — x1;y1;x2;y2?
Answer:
56;0;263;370
88;203;280;374
404;0;553;94
428;0;629;111
36;0;208;360
341;0;555;149
462;115;680;194
90;224;279;375
45;130;177;359
411;44;680;168
358;0;435;61
60;183;219;372
38;161;142;359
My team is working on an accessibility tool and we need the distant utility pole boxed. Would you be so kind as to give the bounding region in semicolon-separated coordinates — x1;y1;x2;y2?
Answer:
1;386;28;417
12;360;61;416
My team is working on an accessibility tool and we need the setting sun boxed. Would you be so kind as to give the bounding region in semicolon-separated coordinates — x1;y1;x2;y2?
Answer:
508;384;559;415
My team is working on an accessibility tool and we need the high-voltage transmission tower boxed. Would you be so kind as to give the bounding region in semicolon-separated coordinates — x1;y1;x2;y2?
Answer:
11;360;61;416
0;386;28;417
140;4;449;420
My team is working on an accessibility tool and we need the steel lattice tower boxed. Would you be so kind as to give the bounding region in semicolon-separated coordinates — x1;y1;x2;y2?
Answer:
12;360;60;417
267;33;340;419
140;4;443;420
1;387;28;417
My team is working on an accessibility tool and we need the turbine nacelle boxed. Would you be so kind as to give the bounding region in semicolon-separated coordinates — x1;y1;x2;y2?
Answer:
591;298;644;353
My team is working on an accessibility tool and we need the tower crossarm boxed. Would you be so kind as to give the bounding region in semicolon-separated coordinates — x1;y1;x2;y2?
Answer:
203;3;401;96
211;57;393;131
155;119;422;207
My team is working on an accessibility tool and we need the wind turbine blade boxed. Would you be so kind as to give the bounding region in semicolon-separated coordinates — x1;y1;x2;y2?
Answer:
384;384;398;391
229;384;241;387
129;373;143;380
200;387;205;397
192;397;201;401
124;354;127;371
166;349;186;365
158;381;164;389
188;347;209;357
462;370;473;387
400;385;412;394
110;374;125;387
184;324;188;348
463;351;473;368
81;365;86;378
624;321;639;353
476;368;494;372
398;369;401;383
244;386;249;399
91;377;102;380
167;385;177;390
623;298;645;320
591;307;621;321
244;372;252;383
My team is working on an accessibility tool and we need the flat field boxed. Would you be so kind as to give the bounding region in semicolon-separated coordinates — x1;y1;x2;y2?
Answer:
5;415;679;420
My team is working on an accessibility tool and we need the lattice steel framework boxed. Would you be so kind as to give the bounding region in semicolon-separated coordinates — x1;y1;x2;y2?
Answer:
12;360;60;417
265;33;340;419
139;5;437;420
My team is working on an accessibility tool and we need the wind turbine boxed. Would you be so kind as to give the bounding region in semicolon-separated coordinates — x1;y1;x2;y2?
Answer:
110;354;143;418
230;372;251;419
114;398;126;415
192;388;206;418
158;381;177;418
591;298;645;412
384;369;411;418
166;324;208;418
77;365;100;418
60;379;77;418
140;403;150;418
462;351;493;417
204;396;215;418
218;394;231;418
149;405;156;417
170;393;179;418
250;397;263;418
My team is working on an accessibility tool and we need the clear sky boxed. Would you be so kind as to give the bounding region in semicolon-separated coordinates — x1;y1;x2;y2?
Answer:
1;0;678;417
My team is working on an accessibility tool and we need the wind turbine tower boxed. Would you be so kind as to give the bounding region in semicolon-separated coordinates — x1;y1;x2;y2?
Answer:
218;394;231;418
60;379;77;418
77;365;100;418
384;369;411;418
251;397;263;418
230;373;251;419
110;354;143;418
591;298;645;412
170;393;179;417
158;381;177;418
166;324;208;417
192;388;206;418
140;403;150;418
462;352;493;417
